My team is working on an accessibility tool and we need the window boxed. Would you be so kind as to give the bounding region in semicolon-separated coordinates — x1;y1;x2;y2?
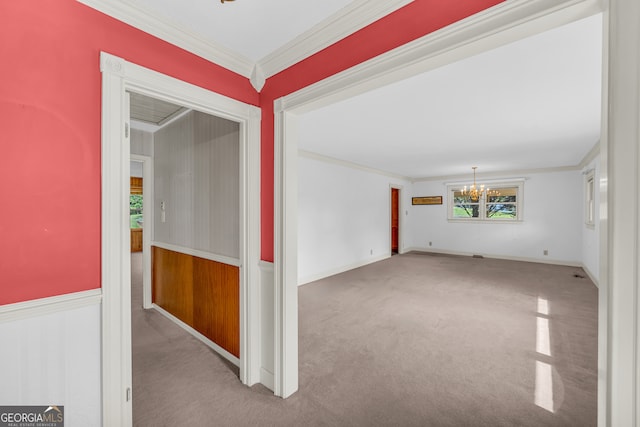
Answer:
585;170;595;227
130;194;143;229
448;181;523;221
130;176;143;229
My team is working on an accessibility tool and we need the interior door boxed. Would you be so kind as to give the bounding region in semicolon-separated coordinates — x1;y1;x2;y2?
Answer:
391;188;399;254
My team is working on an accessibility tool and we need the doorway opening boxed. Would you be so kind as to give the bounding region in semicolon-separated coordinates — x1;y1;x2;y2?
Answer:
391;187;399;255
100;52;261;425
127;91;246;421
276;0;605;404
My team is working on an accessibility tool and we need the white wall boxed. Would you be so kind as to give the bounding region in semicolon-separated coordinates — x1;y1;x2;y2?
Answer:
297;154;412;284
153;111;240;258
581;153;600;284
410;169;583;265
0;301;102;426
131;128;153;157
130;161;143;178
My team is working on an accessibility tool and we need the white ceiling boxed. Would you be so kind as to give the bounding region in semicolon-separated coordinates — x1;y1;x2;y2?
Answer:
94;1;602;180
299;13;603;179
129;0;352;62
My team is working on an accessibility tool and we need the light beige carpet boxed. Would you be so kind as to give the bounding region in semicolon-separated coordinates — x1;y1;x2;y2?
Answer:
131;251;597;426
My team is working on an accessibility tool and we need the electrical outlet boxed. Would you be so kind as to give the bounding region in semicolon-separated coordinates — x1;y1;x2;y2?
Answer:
543;249;548;256
429;241;432;247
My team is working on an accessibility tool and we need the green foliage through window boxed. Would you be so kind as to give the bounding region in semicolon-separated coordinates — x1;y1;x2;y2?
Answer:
450;185;520;221
130;195;143;228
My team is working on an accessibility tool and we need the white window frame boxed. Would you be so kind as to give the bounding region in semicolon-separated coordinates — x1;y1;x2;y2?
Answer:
447;180;524;222
585;169;595;228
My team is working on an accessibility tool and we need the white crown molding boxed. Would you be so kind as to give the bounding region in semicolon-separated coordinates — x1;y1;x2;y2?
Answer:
78;0;254;78
299;149;412;182
258;0;414;79
578;140;601;169
250;64;266;93
300;149;584;184
276;0;603;114
79;0;413;85
0;289;102;323
413;165;581;184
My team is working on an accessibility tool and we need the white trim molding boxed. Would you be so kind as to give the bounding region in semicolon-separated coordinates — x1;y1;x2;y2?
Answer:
77;0;412;86
275;0;602;115
131;154;154;310
605;0;640;425
390;183;406;255
101;51;262;426
78;0;254;78
257;0;414;78
151;241;242;268
273;110;299;398
416;167;570;184
406;247;583;269
579;140;601;169
0;289;102;323
299;149;412;181
299;254;389;286
152;304;240;366
258;261;275;392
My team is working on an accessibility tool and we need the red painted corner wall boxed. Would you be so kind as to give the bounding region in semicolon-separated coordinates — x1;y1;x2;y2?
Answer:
0;0;257;305
0;0;502;304
258;0;503;261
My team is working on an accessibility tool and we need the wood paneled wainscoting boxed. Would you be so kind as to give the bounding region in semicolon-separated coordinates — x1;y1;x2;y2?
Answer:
152;246;239;358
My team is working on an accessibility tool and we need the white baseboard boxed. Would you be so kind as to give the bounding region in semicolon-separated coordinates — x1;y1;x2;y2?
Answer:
152;304;240;367
0;289;102;323
260;367;275;390
405;247;583;268
298;253;390;286
581;264;599;288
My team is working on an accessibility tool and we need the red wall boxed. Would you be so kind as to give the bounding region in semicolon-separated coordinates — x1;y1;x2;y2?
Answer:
258;0;503;261
0;1;257;305
0;0;501;304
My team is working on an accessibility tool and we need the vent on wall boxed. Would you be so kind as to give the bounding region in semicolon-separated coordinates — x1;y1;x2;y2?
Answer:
129;92;188;126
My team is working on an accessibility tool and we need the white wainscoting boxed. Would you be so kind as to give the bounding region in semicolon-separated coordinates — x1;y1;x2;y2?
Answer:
258;261;275;391
0;290;102;427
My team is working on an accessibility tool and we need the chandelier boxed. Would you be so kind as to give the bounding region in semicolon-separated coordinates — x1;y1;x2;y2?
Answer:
461;167;499;202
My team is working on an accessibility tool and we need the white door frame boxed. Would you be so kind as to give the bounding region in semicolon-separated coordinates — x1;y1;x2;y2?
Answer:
274;0;619;415
389;184;404;255
100;52;261;426
130;155;153;309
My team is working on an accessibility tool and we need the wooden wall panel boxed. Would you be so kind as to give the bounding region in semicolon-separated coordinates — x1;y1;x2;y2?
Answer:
152;246;194;325
152;246;239;357
131;229;142;252
130;177;143;194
